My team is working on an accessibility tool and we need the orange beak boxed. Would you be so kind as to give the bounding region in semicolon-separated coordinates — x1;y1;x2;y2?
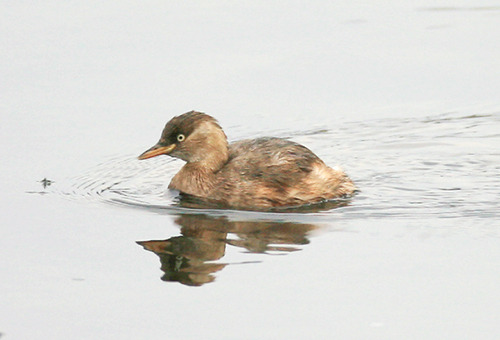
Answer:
138;143;176;160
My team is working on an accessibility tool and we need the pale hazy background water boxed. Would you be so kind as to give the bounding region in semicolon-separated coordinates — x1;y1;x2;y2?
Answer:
1;1;499;339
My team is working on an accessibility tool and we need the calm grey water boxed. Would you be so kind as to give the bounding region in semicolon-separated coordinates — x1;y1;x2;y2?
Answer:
1;2;500;340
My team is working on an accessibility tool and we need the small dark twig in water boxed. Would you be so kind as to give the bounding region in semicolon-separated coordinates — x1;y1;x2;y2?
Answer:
39;178;54;189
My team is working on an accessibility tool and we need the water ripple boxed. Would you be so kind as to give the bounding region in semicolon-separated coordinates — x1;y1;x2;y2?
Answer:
46;111;500;224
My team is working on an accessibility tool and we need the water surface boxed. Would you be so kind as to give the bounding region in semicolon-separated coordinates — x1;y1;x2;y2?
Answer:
1;1;500;339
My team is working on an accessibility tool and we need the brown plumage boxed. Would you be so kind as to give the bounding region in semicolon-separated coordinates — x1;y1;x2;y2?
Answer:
139;111;355;210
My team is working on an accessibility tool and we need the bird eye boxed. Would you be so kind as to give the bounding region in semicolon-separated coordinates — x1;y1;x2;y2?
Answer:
177;134;185;142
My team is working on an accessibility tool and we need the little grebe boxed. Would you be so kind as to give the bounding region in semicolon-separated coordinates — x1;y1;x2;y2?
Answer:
138;111;355;210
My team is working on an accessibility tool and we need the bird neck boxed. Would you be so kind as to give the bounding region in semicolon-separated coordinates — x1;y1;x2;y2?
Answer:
169;162;218;196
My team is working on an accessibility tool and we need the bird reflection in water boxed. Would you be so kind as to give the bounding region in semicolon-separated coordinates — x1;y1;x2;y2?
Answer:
137;214;319;287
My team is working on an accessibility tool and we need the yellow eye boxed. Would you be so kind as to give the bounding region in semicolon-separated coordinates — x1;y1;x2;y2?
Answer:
177;134;185;142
